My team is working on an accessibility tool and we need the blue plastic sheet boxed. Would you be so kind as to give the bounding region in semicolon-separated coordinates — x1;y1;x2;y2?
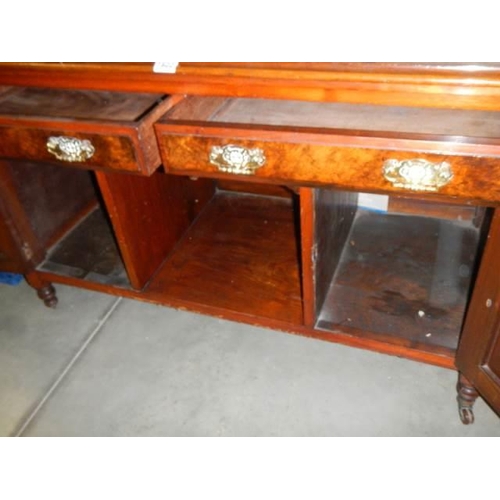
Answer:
0;272;23;285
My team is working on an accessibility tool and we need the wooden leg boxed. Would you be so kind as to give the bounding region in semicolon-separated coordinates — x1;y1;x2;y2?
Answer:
25;272;58;308
457;373;478;425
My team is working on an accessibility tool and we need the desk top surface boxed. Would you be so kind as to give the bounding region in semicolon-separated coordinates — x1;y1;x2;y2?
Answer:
1;63;500;111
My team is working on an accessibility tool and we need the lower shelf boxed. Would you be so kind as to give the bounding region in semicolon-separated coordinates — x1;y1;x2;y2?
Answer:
316;209;482;356
39;191;303;325
147;192;303;324
38;208;129;287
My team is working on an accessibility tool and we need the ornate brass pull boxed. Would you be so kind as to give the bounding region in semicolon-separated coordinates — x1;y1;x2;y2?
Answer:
47;136;95;163
209;144;266;175
382;159;453;192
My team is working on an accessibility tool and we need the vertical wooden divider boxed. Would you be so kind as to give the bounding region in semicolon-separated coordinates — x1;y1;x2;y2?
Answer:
299;187;317;327
300;186;359;328
95;170;215;290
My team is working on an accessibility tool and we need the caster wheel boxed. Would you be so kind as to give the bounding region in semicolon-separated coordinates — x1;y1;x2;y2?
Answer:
459;406;474;425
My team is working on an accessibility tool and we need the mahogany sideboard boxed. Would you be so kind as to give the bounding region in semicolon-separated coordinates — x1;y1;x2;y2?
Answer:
1;63;500;425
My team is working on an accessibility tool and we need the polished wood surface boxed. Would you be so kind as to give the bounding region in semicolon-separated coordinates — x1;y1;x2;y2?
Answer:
456;209;500;417
147;191;303;324
1;63;499;421
156;129;500;205
95;171;215;290
0;90;177;175
174;96;500;138
0;160;45;267
3;63;500;110
304;188;358;325
0;87;165;121
0;207;25;273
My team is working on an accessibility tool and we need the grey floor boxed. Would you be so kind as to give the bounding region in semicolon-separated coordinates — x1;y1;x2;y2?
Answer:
1;281;499;436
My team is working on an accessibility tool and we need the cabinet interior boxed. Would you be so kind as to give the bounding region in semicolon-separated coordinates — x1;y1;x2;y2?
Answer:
307;187;490;357
24;158;490;362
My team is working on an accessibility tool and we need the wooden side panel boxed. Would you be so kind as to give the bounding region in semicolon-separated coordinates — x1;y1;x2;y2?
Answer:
8;161;97;248
313;189;358;319
0;209;25;273
300;188;316;326
0;160;44;267
300;188;358;326
456;209;500;416
300;188;358;327
95;171;215;290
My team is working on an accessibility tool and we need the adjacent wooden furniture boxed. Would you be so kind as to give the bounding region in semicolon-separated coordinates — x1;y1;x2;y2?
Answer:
1;63;499;425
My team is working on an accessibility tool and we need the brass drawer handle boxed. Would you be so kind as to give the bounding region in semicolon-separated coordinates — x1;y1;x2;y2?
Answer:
47;136;95;163
209;144;266;175
382;159;453;192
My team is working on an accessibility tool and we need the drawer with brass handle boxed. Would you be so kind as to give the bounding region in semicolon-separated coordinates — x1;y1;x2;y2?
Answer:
0;87;178;175
155;95;500;205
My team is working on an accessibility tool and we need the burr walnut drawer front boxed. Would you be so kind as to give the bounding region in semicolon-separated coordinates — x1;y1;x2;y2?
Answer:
0;87;177;175
155;96;500;205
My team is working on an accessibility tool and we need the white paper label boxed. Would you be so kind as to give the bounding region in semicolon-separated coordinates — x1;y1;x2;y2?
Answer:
357;192;389;212
153;62;179;74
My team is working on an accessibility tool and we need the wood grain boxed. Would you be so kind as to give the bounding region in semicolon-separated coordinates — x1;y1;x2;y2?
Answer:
156;129;500;206
95;171;215;290
0;87;165;121
205;97;500;138
0;206;25;273
0;160;44;267
0;93;178;175
3;63;500;111
147;192;303;324
456;209;500;414
312;189;358;320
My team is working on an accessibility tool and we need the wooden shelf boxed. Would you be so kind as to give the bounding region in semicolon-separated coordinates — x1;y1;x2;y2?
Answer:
38;191;303;325
316;209;483;356
38;208;129;287
147;191;303;325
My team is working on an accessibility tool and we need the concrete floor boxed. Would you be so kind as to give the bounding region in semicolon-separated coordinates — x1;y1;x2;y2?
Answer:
1;281;499;436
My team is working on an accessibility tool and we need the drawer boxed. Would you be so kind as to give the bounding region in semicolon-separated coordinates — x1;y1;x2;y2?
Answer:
155;96;500;205
0;87;178;175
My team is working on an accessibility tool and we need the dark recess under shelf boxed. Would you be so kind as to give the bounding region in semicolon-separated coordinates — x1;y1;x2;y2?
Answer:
38;208;129;287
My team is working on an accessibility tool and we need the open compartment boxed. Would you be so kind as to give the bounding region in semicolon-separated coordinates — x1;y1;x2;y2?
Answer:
26;160;303;324
29;163;216;291
302;187;490;358
146;186;303;324
1;159;129;287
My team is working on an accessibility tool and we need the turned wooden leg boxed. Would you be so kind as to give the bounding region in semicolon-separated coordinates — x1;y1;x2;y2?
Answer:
25;272;58;308
457;373;478;425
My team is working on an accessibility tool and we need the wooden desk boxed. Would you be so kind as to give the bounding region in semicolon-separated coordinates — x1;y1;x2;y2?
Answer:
1;63;499;424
